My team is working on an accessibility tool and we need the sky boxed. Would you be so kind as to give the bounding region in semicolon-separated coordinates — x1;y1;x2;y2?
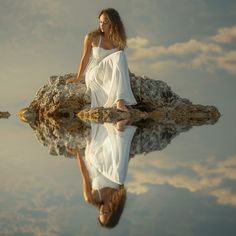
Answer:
1;0;236;112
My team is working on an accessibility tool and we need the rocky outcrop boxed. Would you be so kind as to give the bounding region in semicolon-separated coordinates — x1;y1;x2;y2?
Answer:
17;72;221;159
18;73;220;124
0;111;10;119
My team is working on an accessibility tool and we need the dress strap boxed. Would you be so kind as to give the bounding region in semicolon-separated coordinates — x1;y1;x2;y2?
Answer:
98;35;102;47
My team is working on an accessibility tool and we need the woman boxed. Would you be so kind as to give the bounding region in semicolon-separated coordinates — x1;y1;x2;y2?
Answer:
67;121;137;227
67;8;137;112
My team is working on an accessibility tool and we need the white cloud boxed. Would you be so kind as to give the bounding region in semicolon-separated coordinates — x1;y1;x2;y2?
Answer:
214;50;236;75
210;189;236;206
128;38;222;60
149;60;187;73
127;25;236;76
128;57;189;77
0;172;79;235
211;26;236;44
127;154;236;206
128;170;221;194
128;37;149;49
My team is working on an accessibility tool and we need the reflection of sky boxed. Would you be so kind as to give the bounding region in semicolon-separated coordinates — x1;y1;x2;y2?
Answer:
128;151;236;204
1;0;236;235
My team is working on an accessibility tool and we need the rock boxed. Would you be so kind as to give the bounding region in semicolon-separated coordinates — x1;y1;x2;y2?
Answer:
77;107;149;123
17;72;221;158
18;72;221;124
18;73;89;123
0;111;10;119
18;108;36;122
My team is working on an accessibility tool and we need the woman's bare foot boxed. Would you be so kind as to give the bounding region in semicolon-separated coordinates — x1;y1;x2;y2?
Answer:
116;119;130;131
116;100;129;112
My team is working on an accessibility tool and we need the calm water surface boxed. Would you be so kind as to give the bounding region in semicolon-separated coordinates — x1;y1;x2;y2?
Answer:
1;97;236;236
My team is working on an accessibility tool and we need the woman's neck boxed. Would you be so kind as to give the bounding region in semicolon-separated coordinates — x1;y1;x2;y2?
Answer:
100;187;117;201
102;32;110;40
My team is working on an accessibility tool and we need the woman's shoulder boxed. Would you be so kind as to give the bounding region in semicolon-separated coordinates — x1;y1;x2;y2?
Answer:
86;31;101;47
87;31;101;40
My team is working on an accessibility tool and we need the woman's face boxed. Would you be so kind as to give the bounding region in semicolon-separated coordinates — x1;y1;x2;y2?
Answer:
99;203;111;224
99;14;110;33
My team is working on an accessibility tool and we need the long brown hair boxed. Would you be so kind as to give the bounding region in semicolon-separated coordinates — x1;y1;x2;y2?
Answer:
98;185;126;228
90;8;127;50
88;186;126;228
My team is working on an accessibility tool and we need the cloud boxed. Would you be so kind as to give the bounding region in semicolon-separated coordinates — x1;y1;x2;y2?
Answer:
127;59;185;77
128;170;221;194
211;26;236;44
128;38;222;59
127;25;236;76
128;37;149;49
0;170;80;236
214;50;236;75
210;189;236;206
127;154;236;206
149;60;187;73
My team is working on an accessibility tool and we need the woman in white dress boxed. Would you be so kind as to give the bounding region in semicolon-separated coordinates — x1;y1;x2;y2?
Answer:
67;121;137;227
67;8;137;112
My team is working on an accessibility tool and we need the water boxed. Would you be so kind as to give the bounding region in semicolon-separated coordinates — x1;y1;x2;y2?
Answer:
1;94;236;236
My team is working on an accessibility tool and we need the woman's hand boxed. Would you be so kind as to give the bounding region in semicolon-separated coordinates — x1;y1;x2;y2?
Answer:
66;77;80;84
66;147;78;156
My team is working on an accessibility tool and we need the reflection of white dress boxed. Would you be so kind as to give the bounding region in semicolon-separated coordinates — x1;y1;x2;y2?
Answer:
85;35;137;108
84;123;137;190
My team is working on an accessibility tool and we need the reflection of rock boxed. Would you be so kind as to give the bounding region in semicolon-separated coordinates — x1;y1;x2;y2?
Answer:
130;120;192;156
23;116;200;159
77;107;148;123
18;73;220;124
0;111;10;119
25;116;90;157
78;104;220;126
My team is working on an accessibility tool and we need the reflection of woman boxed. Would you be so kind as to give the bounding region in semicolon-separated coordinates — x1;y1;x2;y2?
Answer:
67;8;137;112
69;122;136;227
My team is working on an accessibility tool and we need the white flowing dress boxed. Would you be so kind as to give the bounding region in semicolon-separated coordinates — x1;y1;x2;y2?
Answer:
84;122;137;191
85;35;137;108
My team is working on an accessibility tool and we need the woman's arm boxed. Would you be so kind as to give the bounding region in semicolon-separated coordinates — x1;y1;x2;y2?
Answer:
67;34;92;83
76;149;93;203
